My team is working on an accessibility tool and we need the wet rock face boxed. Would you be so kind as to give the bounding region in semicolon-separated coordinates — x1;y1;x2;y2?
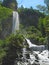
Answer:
34;54;39;60
32;63;40;65
25;54;30;59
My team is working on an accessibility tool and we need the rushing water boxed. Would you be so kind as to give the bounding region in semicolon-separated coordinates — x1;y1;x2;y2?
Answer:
12;11;19;34
16;38;49;65
26;38;46;51
12;11;49;65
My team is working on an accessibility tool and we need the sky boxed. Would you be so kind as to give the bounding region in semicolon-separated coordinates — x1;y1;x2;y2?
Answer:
17;0;46;9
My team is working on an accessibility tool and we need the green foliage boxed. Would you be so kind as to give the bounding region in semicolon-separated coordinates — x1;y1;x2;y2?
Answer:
0;0;2;5
26;26;40;33
2;0;18;10
0;0;48;64
38;15;49;47
18;7;45;28
41;16;49;48
26;33;46;45
36;5;49;14
0;5;12;21
6;32;24;47
38;17;46;37
39;37;45;44
0;32;24;65
0;5;12;35
0;40;6;64
0;40;4;47
39;16;49;33
21;25;46;45
37;5;46;12
44;0;49;10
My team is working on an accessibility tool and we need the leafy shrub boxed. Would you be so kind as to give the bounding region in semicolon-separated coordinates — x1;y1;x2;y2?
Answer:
0;5;12;21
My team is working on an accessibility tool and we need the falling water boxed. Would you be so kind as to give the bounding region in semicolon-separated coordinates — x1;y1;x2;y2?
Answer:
12;11;19;34
14;38;49;65
26;39;49;65
12;11;49;65
23;42;26;61
26;38;46;51
25;38;37;48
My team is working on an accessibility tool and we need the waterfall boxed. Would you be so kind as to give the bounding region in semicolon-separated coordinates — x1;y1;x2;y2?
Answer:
16;38;49;65
25;38;46;51
25;38;37;48
12;11;19;34
25;39;49;65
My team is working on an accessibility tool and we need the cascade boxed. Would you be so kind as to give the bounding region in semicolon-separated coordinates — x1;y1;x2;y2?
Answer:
25;38;37;48
17;39;49;65
12;11;49;65
12;11;19;34
26;38;46;51
23;42;27;61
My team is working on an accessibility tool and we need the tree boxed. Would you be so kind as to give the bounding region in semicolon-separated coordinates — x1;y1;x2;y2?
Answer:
0;5;12;38
2;0;18;10
37;5;46;12
36;5;49;14
38;17;46;37
43;16;49;49
2;32;24;65
44;0;49;10
38;16;49;49
0;0;2;5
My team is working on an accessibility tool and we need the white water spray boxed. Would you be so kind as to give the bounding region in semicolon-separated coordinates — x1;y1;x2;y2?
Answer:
12;11;49;65
26;39;49;65
26;38;45;51
16;38;49;65
25;38;37;48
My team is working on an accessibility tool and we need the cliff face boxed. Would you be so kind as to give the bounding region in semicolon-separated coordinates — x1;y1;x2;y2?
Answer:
0;8;45;39
18;8;45;28
0;5;13;39
0;16;13;39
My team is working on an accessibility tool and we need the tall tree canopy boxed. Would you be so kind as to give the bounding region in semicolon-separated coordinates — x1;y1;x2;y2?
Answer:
2;0;18;10
44;0;49;10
